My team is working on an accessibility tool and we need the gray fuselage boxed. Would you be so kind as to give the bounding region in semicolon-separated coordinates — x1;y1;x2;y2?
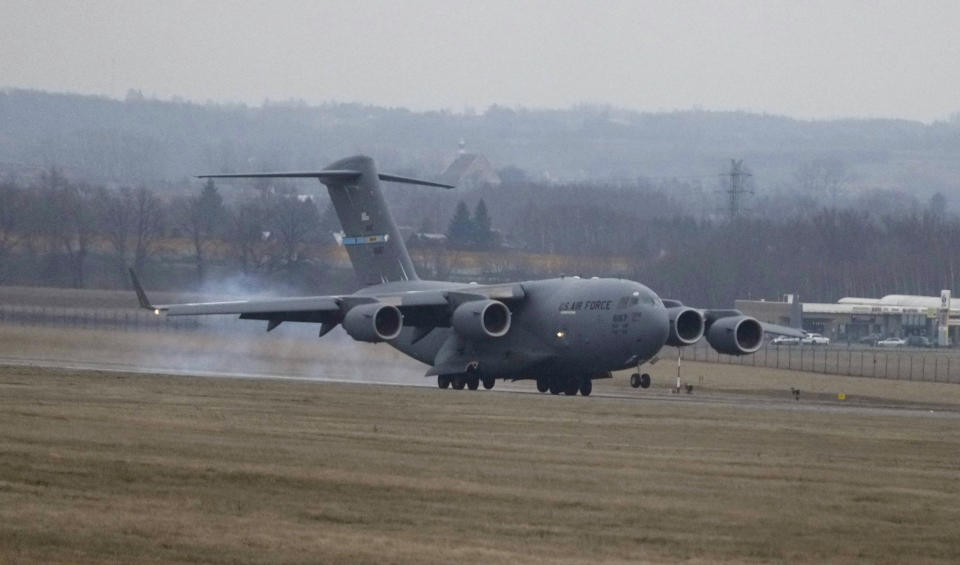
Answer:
358;277;669;381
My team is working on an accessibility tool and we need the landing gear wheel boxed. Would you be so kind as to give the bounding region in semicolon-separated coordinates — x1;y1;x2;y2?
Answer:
438;375;451;389
467;376;480;390
563;378;579;396
482;375;495;390
629;373;641;388
640;373;651;389
452;375;466;390
579;379;592;396
549;378;562;395
536;377;549;393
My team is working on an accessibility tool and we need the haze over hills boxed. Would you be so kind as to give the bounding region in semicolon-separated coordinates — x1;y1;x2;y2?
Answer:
2;88;959;206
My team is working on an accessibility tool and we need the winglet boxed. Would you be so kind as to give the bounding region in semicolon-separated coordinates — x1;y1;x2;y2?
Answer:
129;268;159;312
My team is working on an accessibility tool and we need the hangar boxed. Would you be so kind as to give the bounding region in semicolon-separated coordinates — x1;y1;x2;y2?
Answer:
737;291;957;346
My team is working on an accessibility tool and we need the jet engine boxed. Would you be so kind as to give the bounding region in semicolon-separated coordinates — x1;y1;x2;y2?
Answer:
342;303;403;342
705;315;763;355
665;306;705;347
451;299;511;339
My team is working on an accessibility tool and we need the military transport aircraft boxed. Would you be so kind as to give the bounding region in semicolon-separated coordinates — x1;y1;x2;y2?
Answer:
131;155;800;396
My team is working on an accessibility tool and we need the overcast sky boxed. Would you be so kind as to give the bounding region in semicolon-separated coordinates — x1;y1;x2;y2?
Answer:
3;0;958;122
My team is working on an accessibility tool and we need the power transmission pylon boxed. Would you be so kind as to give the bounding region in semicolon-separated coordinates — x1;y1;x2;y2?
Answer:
724;159;752;219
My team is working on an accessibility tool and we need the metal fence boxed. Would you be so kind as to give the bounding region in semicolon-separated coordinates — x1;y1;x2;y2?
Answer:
684;342;960;384
0;304;225;333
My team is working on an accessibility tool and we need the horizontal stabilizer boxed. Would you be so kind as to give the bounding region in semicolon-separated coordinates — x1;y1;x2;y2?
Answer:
377;173;454;189
197;170;361;182
197;171;453;188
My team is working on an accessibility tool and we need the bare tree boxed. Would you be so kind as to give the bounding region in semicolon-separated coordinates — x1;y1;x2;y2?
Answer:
0;181;24;283
96;186;164;284
96;187;134;284
793;158;850;206
269;196;320;270
38;169;95;288
228;199;273;274
131;187;164;273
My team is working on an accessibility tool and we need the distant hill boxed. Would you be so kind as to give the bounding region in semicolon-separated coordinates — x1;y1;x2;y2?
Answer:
2;88;959;203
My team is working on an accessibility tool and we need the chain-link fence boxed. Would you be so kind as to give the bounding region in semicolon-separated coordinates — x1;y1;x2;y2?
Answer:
0;304;238;333
684;342;960;383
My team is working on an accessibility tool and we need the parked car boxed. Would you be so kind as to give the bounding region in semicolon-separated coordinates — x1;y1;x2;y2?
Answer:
771;335;800;346
905;336;934;348
801;332;830;345
858;333;883;346
877;337;906;347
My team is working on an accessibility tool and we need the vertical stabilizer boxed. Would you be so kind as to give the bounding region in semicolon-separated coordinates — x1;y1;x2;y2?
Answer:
198;155;453;287
322;155;419;286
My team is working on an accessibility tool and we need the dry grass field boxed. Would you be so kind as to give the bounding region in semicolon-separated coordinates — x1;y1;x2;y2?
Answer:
1;362;959;564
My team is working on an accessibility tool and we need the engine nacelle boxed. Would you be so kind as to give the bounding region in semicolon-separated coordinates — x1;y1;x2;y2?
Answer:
342;303;403;342
705;315;763;355
665;306;705;347
451;299;511;339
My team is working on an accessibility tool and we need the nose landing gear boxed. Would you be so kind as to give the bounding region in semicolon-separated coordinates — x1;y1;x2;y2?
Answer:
629;372;651;389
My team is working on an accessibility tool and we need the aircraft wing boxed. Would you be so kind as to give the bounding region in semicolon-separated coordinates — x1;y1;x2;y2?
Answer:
758;322;805;338
130;269;524;332
669;302;806;339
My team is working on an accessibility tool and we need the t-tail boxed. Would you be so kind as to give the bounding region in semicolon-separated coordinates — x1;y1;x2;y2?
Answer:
199;155;453;287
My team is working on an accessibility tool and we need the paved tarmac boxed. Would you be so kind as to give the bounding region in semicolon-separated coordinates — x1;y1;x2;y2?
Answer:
3;353;957;421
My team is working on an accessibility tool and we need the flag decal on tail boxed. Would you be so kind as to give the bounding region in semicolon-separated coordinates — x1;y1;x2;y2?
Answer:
342;234;390;246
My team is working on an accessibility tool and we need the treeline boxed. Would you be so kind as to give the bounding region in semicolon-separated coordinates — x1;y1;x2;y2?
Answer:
0;173;341;291
445;182;960;305
3;171;959;307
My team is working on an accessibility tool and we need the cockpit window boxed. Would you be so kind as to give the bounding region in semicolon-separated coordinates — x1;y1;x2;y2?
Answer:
617;297;629;309
629;296;640;305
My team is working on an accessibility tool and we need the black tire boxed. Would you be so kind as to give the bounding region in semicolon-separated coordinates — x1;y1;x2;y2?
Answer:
549;378;562;395
563;378;579;396
629;373;641;388
579;379;592;396
467;376;480;390
640;373;651;389
482;375;495;390
438;375;451;389
452;375;466;390
536;377;549;393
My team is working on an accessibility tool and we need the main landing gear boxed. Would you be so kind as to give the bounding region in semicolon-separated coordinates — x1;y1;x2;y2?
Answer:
535;376;592;396
629;372;651;389
438;373;491;390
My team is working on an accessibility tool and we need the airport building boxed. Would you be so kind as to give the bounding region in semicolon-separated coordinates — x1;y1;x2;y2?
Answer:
737;291;957;346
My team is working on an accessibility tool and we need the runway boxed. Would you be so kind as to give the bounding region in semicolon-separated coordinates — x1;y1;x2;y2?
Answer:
3;352;957;420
